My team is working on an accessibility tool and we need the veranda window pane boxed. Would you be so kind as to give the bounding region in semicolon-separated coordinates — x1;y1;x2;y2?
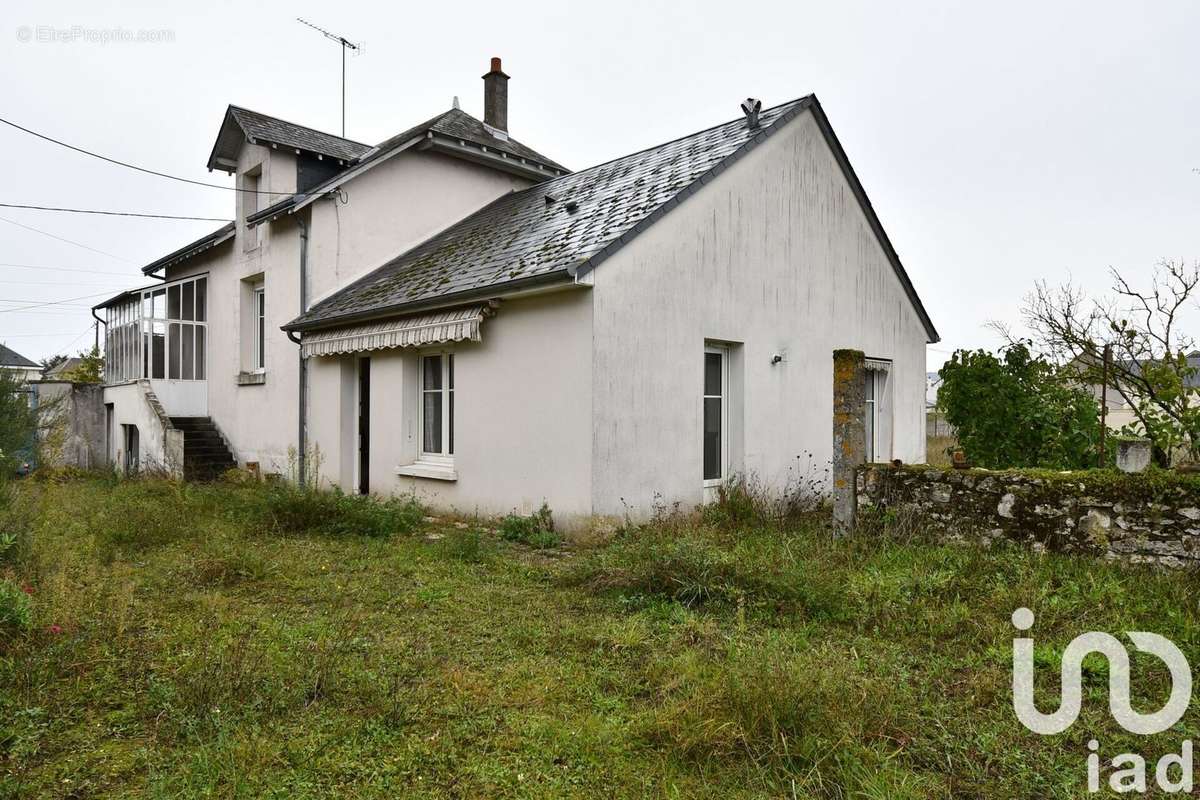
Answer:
181;324;194;380
195;278;207;321
181;282;195;321
168;323;181;379
703;397;722;480
151;323;165;379
195;327;206;380
152;289;166;319
167;285;180;319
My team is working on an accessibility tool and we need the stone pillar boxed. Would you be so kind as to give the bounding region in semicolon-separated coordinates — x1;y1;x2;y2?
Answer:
1115;438;1151;473
832;349;867;536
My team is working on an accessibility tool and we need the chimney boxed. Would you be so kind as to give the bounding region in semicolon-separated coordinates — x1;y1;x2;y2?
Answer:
482;56;510;132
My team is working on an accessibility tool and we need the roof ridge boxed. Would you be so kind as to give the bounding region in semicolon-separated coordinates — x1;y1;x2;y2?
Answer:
536;95;813;186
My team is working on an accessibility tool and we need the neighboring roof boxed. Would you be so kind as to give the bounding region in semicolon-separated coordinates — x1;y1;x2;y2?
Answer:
207;105;371;172
286;95;940;343
141;222;234;276
249;107;569;228
46;357;83;377
0;343;39;369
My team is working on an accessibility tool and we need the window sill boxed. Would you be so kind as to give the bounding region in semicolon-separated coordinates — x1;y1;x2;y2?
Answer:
236;371;266;386
395;462;457;482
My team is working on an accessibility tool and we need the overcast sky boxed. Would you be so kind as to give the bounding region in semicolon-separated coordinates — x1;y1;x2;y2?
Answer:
1;0;1197;369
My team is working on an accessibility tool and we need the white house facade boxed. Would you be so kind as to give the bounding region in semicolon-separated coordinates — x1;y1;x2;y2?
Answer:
93;61;938;523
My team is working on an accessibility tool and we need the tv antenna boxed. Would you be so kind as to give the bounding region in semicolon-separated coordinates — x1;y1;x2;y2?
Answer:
296;17;360;137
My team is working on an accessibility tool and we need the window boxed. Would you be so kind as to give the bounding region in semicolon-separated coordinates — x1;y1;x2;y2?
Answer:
703;346;727;485
99;274;206;384
419;353;455;461
242;166;262;251
253;286;266;371
864;362;891;463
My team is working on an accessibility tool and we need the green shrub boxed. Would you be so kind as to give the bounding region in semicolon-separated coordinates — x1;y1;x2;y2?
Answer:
0;579;33;633
257;484;423;538
498;502;559;548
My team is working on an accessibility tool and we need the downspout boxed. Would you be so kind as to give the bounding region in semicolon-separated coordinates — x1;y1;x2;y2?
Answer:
292;216;310;487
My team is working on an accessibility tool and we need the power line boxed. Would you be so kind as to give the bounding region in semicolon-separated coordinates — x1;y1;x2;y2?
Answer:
0;214;130;262
0;262;137;277
0;279;128;288
0;116;295;195
0;202;230;222
0;290;116;314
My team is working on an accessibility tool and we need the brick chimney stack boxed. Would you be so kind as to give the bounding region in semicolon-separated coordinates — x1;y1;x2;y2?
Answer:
482;57;509;132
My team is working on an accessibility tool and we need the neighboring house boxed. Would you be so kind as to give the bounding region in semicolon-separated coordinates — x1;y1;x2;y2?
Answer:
43;357;83;380
1080;352;1200;433
0;344;42;385
92;59;938;522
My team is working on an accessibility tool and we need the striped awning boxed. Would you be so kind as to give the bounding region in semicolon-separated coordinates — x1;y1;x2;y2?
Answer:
300;304;493;358
865;357;892;372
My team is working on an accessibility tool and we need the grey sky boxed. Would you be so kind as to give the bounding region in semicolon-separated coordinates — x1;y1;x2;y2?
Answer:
2;0;1196;368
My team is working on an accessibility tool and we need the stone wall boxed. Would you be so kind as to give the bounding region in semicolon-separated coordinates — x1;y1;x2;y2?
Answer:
856;464;1200;568
32;381;106;470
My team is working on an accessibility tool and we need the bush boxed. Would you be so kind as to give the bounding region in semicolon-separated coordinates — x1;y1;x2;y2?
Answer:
0;579;33;633
256;484;423;538
498;502;560;548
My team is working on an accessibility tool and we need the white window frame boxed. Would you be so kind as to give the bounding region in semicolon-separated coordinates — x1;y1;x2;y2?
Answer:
864;359;892;463
417;351;455;465
703;344;728;492
252;285;266;372
865;370;877;463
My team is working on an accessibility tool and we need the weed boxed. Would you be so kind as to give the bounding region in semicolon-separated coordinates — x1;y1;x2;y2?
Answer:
0;579;32;633
499;501;560;548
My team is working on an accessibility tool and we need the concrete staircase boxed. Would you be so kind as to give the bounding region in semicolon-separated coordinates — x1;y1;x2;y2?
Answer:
170;417;236;481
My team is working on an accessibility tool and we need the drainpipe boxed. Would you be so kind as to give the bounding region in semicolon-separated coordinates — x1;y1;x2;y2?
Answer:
293;216;310;487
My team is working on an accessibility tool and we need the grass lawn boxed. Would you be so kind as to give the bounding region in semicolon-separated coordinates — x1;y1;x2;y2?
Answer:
1;475;1198;799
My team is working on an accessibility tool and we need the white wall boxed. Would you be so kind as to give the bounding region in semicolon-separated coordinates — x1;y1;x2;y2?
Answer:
306;289;595;521
589;108;932;518
305;149;533;305
161;144;532;477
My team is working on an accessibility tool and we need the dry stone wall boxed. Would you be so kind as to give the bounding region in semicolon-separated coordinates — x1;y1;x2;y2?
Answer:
856;465;1200;568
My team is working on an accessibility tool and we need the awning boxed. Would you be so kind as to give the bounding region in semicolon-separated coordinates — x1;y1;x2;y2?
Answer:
865;357;892;372
300;304;493;358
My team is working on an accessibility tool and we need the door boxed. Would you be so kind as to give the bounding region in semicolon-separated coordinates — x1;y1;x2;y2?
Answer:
357;357;371;495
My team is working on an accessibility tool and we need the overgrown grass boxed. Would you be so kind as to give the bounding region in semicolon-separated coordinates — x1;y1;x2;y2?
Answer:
0;474;1198;798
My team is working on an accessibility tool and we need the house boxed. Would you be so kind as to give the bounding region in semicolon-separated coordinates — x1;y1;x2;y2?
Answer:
92;59;938;523
43;357;84;380
0;343;42;385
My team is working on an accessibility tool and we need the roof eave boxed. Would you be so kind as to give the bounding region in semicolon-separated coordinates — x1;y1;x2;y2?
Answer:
421;134;566;182
283;270;576;333
140;222;235;276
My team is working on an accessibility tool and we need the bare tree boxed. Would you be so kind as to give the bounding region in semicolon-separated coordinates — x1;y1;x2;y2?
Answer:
1015;259;1200;462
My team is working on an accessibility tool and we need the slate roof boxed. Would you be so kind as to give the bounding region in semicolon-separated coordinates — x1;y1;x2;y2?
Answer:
248;107;568;227
225;106;370;163
286;95;939;343
0;343;39;369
